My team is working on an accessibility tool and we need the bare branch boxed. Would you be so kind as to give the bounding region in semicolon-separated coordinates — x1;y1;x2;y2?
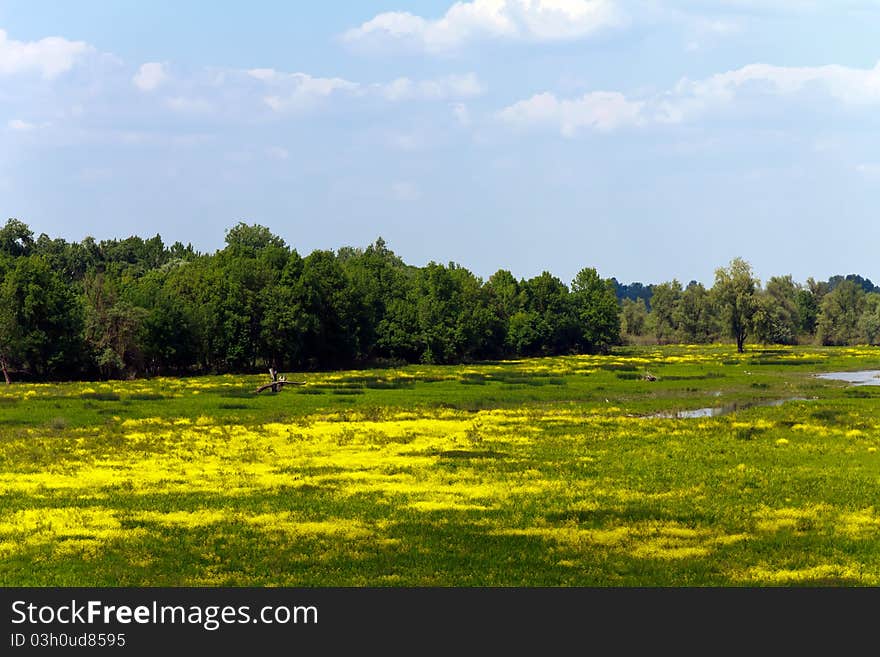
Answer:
255;378;305;394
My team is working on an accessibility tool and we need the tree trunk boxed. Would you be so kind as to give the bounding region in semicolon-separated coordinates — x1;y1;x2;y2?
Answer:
0;356;10;385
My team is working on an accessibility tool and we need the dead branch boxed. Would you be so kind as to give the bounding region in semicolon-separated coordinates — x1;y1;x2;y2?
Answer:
255;368;305;393
255;379;306;393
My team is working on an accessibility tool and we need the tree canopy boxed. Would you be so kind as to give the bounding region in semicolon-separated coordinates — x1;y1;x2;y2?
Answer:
2;218;878;383
0;219;622;382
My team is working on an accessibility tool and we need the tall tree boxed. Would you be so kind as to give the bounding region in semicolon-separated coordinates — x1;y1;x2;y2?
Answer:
677;281;716;343
649;280;682;344
0;277;16;384
817;279;865;346
753;275;800;345
339;237;408;362
223;222;287;258
621;297;648;338
82;273;147;378
510;272;578;356
859;293;880;345
485;269;523;357
0;256;84;378
293;250;358;368
713;257;759;353
0;218;35;257
570;267;621;354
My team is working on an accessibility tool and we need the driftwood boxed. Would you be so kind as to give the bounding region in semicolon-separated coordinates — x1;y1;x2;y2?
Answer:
255;367;306;393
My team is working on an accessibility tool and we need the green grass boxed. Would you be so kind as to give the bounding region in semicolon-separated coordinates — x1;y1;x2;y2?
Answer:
2;343;880;586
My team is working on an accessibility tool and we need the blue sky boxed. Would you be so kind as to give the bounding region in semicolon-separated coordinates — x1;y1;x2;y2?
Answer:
2;1;880;287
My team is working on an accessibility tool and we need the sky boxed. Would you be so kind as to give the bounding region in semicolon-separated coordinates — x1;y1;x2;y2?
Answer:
2;1;880;288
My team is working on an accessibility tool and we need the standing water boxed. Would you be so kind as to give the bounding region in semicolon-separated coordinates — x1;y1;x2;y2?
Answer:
647;397;811;419
815;370;880;386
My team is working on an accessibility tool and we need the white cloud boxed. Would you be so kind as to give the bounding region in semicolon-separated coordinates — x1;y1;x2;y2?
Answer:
249;69;360;112
0;28;92;78
166;97;213;113
697;61;878;102
675;0;827;12
248;68;485;112
133;62;168;91
656;61;880;123
377;73;484;101
342;0;624;53
246;68;278;82
390;181;421;201
498;90;643;135
7;118;36;131
499;60;880;136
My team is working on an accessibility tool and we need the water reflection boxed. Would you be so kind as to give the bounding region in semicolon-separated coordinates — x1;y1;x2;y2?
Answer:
647;397;812;419
815;370;880;386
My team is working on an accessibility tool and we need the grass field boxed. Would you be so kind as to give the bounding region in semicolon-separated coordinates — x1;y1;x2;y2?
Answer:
3;344;880;586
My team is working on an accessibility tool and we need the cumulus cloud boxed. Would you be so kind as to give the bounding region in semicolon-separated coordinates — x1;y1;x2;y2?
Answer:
133;62;168;91
248;68;485;112
377;73;484;101
165;97;213;113
659;61;880;122
498;90;644;135
342;0;624;53
675;0;828;12
498;60;880;136
7;118;36;131
0;28;92;78
247;69;360;112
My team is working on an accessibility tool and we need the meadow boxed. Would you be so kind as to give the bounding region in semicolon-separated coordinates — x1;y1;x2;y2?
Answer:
3;344;880;586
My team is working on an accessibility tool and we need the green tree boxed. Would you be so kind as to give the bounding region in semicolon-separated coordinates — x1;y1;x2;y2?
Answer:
485;269;523;356
713;257;759;353
570;267;621;354
859;293;880;345
259;251;306;371
648;280;682;343
339;237;409;362
795;288;820;338
753;275;800;345
513;272;578;356
817;279;865;346
0;280;17;383
406;262;493;364
677;281;716;343
223;222;287;258
0;255;84;378
293;250;358;368
0;218;35;257
82;273;147;378
621;297;648;338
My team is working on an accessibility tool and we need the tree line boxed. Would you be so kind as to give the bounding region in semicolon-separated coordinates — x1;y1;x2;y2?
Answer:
0;219;621;382
1;218;877;383
618;262;880;350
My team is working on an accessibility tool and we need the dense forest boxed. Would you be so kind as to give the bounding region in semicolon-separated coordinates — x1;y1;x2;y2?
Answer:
0;217;878;382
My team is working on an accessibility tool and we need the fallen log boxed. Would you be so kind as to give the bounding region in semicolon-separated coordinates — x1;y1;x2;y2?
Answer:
255;379;306;393
255;367;306;393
